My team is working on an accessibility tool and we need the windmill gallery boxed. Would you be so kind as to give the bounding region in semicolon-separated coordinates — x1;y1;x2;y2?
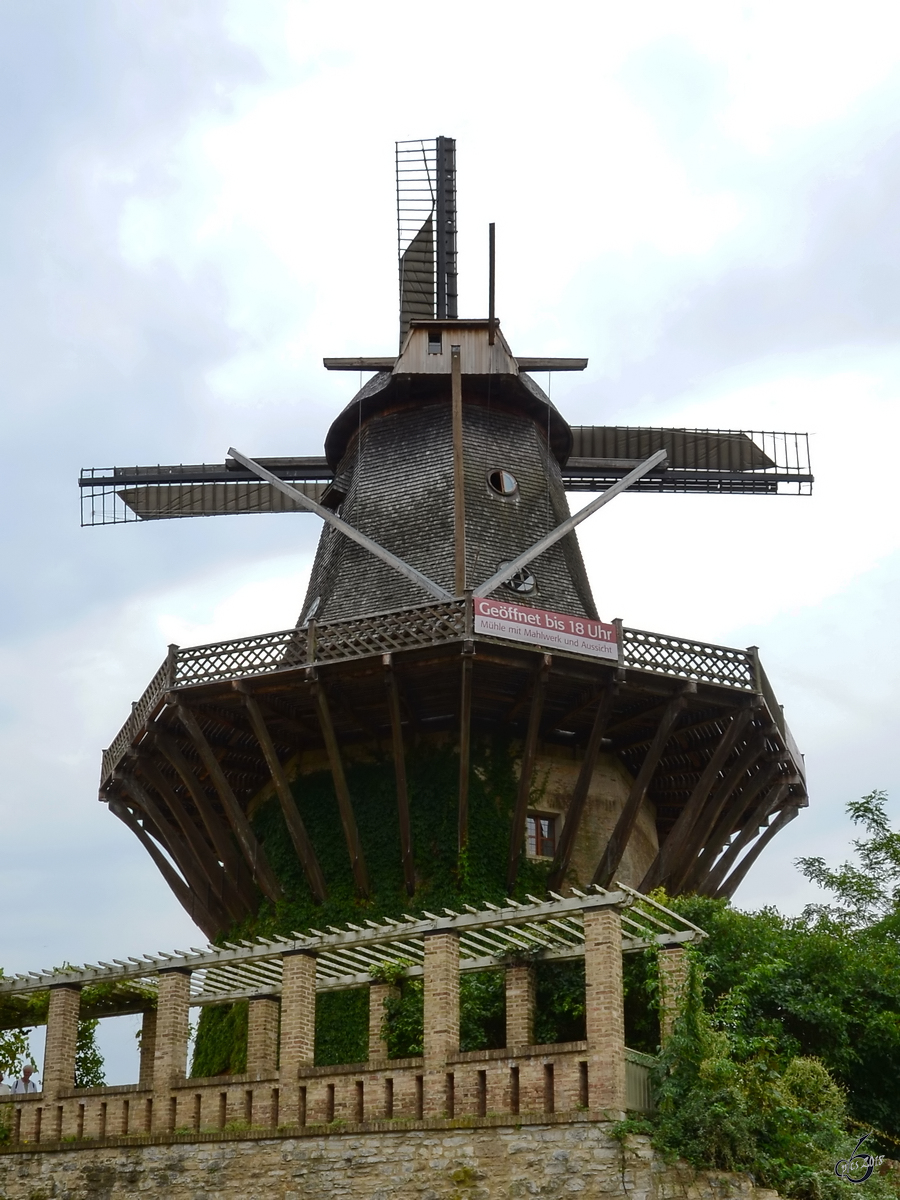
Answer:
0;138;813;1198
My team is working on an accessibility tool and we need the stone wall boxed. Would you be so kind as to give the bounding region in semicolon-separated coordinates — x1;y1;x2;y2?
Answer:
0;1118;780;1200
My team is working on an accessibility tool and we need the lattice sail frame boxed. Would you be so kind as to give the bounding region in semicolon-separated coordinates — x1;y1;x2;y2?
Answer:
0;887;704;1017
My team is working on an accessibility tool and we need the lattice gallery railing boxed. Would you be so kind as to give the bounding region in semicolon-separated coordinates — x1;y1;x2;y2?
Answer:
101;598;765;783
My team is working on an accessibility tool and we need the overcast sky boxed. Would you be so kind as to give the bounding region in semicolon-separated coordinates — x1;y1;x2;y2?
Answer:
2;0;899;1080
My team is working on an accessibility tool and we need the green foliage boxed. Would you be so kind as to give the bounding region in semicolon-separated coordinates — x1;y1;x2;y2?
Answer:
249;739;550;940
460;971;505;1051
74;1019;105;1088
191;1002;248;1078
797;790;900;928
195;740;562;1070
382;978;424;1059
623;947;660;1055
534;960;586;1045
315;990;368;1066
0;1025;33;1080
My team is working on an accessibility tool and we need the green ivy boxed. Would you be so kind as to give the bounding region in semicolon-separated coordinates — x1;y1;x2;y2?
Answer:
315;990;368;1066
191;1002;248;1078
194;739;561;1071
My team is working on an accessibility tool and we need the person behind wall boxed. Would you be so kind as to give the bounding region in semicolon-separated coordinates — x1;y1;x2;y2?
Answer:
10;1064;39;1094
0;1071;11;1095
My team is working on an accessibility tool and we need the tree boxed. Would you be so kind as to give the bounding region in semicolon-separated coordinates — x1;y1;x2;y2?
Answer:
796;790;900;928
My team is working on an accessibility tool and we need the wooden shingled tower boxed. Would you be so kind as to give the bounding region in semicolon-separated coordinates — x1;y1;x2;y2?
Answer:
81;137;812;938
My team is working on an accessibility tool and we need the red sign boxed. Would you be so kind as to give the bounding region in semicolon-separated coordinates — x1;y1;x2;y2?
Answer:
473;599;618;661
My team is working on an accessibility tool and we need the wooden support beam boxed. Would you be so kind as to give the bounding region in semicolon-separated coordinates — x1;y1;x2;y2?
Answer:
108;801;221;939
506;655;551;891
114;771;231;930
134;756;247;923
383;655;416;896
236;684;328;904
458;654;474;853
685;762;779;897
548;683;617;891
716;801;799;899
592;689;690;889
174;702;284;905
699;771;793;896
672;737;768;894
451;344;466;595
640;703;758;893
152;729;257;906
311;680;371;897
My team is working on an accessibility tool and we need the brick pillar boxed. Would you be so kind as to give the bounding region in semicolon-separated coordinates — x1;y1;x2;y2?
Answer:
279;951;316;1123
138;1010;157;1089
368;982;398;1063
152;968;191;1130
505;962;536;1049
43;985;81;1097
247;995;280;1074
423;931;459;1117
658;946;690;1045
583;905;626;1114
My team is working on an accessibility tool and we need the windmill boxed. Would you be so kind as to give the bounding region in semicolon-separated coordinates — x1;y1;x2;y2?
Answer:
81;138;811;938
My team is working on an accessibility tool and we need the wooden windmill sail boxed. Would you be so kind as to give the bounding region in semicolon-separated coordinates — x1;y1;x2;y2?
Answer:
81;137;811;938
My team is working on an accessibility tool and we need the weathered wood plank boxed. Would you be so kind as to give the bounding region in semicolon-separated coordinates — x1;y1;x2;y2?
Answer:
152;728;256;907
114;771;232;931
175;701;283;905
383;655;416;896
671;736;768;893
134;755;247;923
640;702;758;892
697;767;792;896
108;800;220;938
458;654;474;852
312;680;371;897
506;654;552;891
716;796;798;898
236;684;328;904
548;683;617;891
452;345;466;595
592;688;690;888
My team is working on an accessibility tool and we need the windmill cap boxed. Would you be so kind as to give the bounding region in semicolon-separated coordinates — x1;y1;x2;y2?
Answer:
323;320;574;469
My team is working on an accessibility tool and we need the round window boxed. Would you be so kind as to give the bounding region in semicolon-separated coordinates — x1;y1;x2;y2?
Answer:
487;468;518;497
498;562;536;595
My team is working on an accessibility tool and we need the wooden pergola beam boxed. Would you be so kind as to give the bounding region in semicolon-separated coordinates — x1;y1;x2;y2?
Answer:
311;680;371;897
548;682;617;891
640;702;758;892
134;755;248;923
716;800;799;899
174;701;283;905
592;687;691;889
383;655;416;896
152;728;256;905
235;683;328;904
458;654;474;853
506;654;551;891
108;800;220;938
114;771;232;931
699;771;794;896
670;735;768;894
